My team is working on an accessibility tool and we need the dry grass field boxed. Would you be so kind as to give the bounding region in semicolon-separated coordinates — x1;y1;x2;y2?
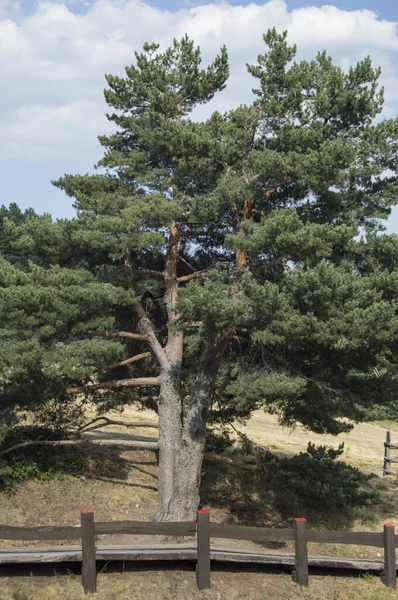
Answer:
0;408;397;600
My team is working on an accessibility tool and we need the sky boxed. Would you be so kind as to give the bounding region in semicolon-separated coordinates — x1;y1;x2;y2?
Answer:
1;0;398;232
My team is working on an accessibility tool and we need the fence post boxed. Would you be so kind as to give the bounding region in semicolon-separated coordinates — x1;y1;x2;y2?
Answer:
382;523;396;589
81;508;97;594
196;509;211;590
384;431;392;476
293;518;308;587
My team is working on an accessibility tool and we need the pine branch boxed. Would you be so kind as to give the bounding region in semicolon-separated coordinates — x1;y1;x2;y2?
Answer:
101;352;152;372
66;377;160;395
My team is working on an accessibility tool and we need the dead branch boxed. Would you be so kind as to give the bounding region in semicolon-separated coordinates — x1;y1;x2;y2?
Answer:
180;230;225;239
78;416;159;433
0;437;263;472
86;331;149;342
177;272;206;283
125;248;170;371
0;439;159;457
101;352;152;372
67;377;160;395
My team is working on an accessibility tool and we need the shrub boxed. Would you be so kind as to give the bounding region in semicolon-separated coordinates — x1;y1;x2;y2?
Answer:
0;426;86;494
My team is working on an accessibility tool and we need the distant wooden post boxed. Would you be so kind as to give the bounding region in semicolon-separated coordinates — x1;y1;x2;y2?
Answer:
382;523;396;589
196;509;211;590
384;431;392;476
81;508;97;594
293;518;308;587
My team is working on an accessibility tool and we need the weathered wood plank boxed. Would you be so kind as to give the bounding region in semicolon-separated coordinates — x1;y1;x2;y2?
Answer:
0;525;81;541
383;524;396;589
211;549;386;572
210;549;295;565
307;531;384;548
384;457;398;464
293;518;308;586
96;546;197;562
0;545;392;573
81;509;96;594
0;545;197;564
209;523;294;542
0;546;82;563
197;510;211;590
95;521;196;537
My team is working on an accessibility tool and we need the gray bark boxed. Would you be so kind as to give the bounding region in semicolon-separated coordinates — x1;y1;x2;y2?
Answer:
155;337;224;522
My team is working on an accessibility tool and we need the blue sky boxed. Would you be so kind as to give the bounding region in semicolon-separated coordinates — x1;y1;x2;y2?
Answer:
153;0;398;20
1;0;398;232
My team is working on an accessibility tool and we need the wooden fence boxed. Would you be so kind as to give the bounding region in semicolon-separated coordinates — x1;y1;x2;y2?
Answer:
383;431;398;475
0;510;397;594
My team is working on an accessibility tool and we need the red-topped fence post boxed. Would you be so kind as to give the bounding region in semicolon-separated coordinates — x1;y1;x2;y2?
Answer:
81;508;97;594
382;523;396;589
197;509;211;590
293;518;308;587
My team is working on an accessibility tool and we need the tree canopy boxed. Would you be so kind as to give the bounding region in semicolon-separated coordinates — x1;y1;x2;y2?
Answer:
1;29;398;519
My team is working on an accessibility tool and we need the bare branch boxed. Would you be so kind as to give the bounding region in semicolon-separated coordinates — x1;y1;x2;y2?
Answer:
180;230;225;240
0;439;158;457
101;352;152;372
78;416;159;433
177;272;206;283
67;377;160;395
125;249;170;370
86;331;149;342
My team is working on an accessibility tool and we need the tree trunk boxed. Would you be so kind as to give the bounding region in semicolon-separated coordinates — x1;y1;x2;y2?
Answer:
155;369;208;522
156;441;205;522
155;344;218;522
155;370;183;521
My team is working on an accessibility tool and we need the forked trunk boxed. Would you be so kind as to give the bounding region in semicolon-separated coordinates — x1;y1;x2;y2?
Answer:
155;365;211;522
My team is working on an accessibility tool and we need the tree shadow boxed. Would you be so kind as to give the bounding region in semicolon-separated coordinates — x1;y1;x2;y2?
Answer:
201;444;382;548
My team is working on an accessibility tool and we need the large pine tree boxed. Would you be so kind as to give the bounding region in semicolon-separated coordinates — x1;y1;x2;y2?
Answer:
2;30;398;520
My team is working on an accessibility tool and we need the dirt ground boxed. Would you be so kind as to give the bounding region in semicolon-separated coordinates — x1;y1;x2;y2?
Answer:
0;408;397;599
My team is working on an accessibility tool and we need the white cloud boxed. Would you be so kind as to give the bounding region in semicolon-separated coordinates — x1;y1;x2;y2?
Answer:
0;101;109;161
0;0;398;161
0;0;23;21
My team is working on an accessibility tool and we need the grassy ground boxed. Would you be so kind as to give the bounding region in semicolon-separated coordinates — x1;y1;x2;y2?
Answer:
0;408;397;599
2;569;398;600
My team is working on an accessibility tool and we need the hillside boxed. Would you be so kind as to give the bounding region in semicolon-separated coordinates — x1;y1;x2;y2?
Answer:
0;409;397;599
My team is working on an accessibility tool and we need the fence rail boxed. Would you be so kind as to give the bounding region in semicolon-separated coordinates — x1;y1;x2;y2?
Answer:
383;431;398;475
0;510;397;594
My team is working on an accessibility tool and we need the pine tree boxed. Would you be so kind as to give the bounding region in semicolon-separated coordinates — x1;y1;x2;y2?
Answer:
2;31;398;520
0;203;38;267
